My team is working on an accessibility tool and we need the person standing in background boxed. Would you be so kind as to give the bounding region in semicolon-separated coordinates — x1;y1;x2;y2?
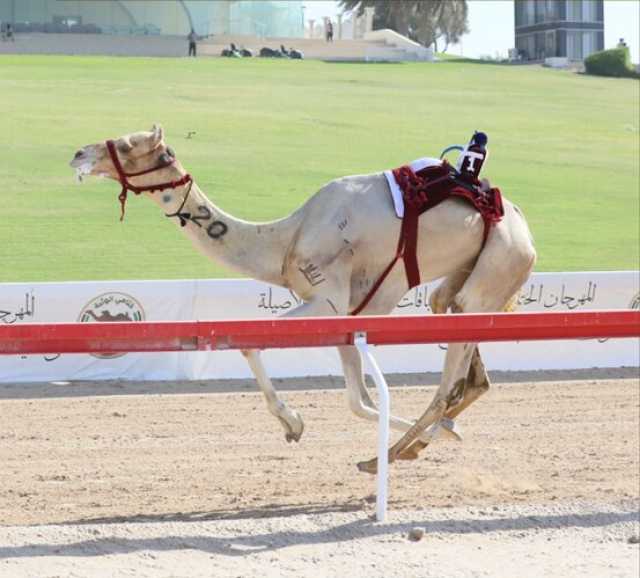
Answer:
326;19;334;43
188;29;197;57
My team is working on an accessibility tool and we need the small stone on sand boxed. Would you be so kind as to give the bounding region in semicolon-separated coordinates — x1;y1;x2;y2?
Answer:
408;527;425;542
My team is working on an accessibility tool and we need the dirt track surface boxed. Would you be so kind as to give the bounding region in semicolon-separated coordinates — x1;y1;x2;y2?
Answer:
1;378;639;577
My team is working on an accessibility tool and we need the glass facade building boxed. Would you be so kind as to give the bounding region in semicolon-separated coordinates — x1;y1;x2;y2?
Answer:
514;0;604;61
0;0;304;37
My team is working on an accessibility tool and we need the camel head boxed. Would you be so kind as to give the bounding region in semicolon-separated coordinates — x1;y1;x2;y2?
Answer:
69;124;177;183
70;124;191;220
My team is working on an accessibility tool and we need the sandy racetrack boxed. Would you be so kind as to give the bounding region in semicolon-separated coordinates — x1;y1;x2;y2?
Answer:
1;375;639;577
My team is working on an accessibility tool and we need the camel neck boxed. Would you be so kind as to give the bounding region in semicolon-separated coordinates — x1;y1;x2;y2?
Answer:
149;181;301;285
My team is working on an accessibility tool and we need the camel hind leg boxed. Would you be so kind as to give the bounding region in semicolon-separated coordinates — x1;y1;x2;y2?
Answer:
338;344;459;445
396;345;489;460
444;345;490;420
396;271;513;460
358;218;536;473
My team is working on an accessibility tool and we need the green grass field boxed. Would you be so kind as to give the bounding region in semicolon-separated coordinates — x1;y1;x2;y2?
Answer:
1;55;638;282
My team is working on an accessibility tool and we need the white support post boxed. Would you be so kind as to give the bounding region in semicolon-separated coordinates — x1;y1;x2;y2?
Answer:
354;331;390;523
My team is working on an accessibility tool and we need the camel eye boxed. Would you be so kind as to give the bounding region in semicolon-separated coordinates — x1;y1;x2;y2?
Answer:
117;140;134;153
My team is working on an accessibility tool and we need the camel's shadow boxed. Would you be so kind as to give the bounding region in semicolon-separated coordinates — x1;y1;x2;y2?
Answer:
1;502;637;560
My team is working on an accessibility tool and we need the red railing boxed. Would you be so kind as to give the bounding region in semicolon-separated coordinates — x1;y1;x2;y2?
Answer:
2;308;638;523
1;310;638;355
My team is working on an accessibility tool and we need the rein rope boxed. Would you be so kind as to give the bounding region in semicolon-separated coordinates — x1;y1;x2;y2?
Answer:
163;180;195;226
105;139;192;221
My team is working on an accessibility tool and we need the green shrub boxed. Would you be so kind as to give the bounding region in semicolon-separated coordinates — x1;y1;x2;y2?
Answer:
585;47;638;78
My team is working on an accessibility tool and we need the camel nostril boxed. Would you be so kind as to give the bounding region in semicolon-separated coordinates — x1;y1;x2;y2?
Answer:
74;150;84;159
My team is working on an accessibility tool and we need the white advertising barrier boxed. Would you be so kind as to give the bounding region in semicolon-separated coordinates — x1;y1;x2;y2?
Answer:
0;271;638;383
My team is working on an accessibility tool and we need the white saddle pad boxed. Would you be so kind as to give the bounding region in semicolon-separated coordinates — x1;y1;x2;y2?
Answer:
384;157;442;218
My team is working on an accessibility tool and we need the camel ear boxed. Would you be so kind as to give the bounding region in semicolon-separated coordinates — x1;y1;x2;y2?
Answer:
151;124;164;147
116;136;134;153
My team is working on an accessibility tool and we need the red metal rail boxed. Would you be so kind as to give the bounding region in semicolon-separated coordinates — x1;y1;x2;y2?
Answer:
0;310;638;355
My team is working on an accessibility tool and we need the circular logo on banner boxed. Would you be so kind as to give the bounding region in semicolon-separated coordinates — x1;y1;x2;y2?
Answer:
630;292;640;310
78;292;145;359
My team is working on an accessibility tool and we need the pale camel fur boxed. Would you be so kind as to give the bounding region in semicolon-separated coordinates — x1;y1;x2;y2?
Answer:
70;125;536;473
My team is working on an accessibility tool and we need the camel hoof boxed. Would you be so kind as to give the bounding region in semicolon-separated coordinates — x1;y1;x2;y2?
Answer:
357;458;378;475
285;431;301;443
397;443;424;461
439;418;463;442
396;449;420;461
278;413;304;443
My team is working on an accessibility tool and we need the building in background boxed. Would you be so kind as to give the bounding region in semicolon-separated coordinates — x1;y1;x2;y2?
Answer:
514;0;604;61
0;0;304;37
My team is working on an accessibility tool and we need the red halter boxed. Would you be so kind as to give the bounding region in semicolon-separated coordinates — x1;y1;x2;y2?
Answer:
105;139;192;221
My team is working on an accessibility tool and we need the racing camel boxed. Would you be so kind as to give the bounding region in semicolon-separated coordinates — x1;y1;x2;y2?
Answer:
70;125;536;473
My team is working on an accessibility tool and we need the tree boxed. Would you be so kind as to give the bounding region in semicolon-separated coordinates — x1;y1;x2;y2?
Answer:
432;0;468;52
339;0;468;51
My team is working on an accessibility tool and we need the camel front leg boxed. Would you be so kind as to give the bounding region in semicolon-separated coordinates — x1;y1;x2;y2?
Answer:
242;295;349;443
241;349;305;442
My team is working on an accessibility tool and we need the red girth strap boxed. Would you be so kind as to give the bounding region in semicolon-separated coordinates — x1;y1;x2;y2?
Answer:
349;201;421;316
105;140;192;221
350;162;504;316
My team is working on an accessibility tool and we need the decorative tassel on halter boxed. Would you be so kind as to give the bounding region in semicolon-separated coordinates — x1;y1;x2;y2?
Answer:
118;189;128;222
118;186;144;222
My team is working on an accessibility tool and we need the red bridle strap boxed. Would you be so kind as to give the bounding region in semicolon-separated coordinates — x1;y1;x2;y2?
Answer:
105;139;193;221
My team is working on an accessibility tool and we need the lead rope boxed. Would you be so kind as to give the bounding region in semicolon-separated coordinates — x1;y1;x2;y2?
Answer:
164;180;195;227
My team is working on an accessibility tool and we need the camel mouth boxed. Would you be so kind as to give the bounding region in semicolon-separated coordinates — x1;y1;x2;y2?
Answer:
69;147;98;182
72;162;94;183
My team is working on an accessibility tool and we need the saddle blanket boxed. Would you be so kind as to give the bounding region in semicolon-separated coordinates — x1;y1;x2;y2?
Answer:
384;157;441;218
